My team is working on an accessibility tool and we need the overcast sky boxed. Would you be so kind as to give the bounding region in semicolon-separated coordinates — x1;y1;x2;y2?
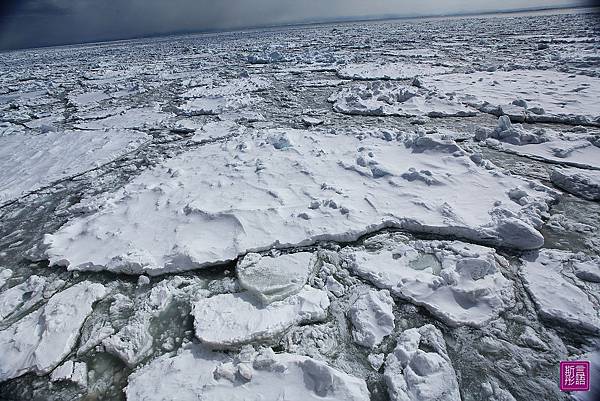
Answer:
0;0;588;50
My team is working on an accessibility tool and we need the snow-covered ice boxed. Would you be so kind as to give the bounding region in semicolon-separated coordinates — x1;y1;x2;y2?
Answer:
520;249;600;333
126;344;369;401
384;324;461;401
237;252;315;304
192;286;329;348
329;81;476;117
44;129;554;275
0;281;106;382
422;69;600;126
337;62;451;80
344;236;515;327
0;129;149;204
551;167;600;200
348;289;395;348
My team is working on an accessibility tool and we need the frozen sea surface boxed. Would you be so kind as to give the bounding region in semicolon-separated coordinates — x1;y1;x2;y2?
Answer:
1;7;600;401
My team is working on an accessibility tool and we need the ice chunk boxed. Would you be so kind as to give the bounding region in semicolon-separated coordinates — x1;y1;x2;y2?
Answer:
125;345;369;401
0;281;106;382
551;168;600;201
348;289;395;348
192;286;329;349
384;324;460;401
520;249;600;333
329;81;475;118
237;252;314;304
345;237;515;327
0;268;12;289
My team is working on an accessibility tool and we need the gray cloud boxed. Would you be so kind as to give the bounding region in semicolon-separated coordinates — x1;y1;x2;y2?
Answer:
0;0;583;50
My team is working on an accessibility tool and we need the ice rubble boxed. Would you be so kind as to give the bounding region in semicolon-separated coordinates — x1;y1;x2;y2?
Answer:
100;277;203;367
337;62;451;80
520;249;600;333
0;129;149;204
345;237;514;327
329;81;476;117
125;345;369;401
179;76;270;116
477;116;600;170
192;286;329;349
384;324;461;401
44;129;556;275
0;281;106;382
348;289;395;348
551;168;600;201
421;69;600;126
237;252;314;305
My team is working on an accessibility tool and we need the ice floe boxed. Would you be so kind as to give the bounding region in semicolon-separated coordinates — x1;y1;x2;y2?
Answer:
237;252;315;305
348;289;395;348
551;167;600;201
179;76;270;116
0;281;106;382
125;344;369;401
343;235;515;327
329;81;476;117
192;286;329;349
422;69;600;126
337;62;451;80
384;324;460;401
0;129;149;204
50;360;88;388
520;249;600;334
44;129;555;275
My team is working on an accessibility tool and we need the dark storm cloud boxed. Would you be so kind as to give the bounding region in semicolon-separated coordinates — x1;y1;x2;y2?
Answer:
0;0;584;50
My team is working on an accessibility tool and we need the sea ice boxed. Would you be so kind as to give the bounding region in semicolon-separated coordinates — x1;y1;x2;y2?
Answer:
44;129;555;275
192;286;329;348
384;324;461;401
50;360;88;387
422;69;600;126
520;249;600;333
329;81;476;117
344;236;515;327
0;129;149;204
337;62;451;80
348;289;395;348
0;281;106;382
125;345;369;401
236;252;315;304
550;167;600;201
